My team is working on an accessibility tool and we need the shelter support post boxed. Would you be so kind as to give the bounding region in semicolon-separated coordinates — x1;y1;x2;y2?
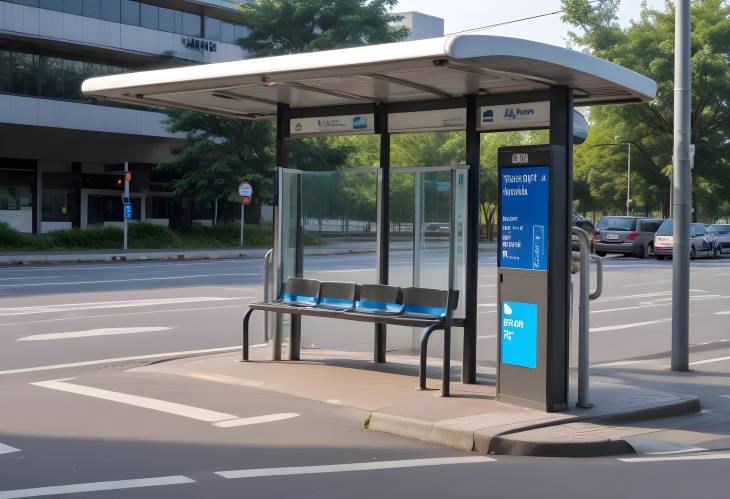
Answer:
375;110;390;363
462;95;480;384
273;103;290;362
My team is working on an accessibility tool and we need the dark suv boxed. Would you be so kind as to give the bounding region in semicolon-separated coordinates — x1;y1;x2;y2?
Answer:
593;216;663;258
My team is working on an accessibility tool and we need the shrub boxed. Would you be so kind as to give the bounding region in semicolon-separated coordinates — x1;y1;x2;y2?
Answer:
0;222;29;248
49;226;123;249
128;222;179;248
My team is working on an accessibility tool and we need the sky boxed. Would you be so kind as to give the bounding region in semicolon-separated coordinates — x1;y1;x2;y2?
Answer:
391;0;666;47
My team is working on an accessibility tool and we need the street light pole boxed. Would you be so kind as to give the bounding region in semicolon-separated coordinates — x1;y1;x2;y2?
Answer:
626;142;631;216
672;0;691;371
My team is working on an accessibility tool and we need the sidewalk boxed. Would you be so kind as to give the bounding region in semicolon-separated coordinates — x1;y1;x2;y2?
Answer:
131;347;701;457
0;240;498;265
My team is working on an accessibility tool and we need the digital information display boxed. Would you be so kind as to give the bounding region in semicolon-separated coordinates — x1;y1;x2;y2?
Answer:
501;300;538;369
498;165;549;271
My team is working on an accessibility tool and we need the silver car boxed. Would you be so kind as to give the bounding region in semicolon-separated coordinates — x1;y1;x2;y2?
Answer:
654;221;715;259
593;216;663;258
707;224;730;257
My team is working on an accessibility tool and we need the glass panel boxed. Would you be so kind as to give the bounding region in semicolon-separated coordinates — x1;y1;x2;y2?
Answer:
120;0;139;25
42;189;71;222
64;0;82;15
40;0;64;12
182;12;201;36
158;7;174;32
145;196;170;219
174;10;183;34
204;17;220;41
0;46;10;68
234;24;247;41
62;58;83;99
40;55;64;97
100;0;120;22
278;168;300;292
12;50;38;72
221;21;235;43
82;0;99;18
0;70;10;92
140;2;158;29
12;72;39;96
11;0;39;6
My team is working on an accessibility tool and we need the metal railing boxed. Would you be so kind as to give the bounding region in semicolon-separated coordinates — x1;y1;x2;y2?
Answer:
572;228;603;409
263;249;274;344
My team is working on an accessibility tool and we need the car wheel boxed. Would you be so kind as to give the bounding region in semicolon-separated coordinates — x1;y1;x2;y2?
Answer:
657;255;665;260
596;251;607;257
690;245;696;260
634;244;650;259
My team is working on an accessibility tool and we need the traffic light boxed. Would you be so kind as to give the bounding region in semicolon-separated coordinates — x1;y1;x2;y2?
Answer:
114;176;124;189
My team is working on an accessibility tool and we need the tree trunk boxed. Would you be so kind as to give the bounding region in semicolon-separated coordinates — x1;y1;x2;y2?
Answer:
213;199;219;227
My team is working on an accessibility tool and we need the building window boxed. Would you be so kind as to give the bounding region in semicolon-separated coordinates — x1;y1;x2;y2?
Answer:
221;22;235;43
63;0;83;16
158;7;174;33
82;0;99;18
235;24;248;42
204;17;221;42
146;197;170;219
120;0;140;26
182;12;201;37
140;3;158;30
40;0;63;11
100;0;120;22
42;189;72;222
8;0;40;6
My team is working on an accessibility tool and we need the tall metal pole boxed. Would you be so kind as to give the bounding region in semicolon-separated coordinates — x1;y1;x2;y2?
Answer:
672;0;691;371
626;143;631;216
239;203;245;247
123;161;129;251
375;110;390;363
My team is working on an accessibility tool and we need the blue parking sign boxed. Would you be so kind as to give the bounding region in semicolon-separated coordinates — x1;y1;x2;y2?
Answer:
124;203;133;220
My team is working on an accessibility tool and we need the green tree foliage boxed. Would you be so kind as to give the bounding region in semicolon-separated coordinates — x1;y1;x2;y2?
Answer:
238;0;408;56
563;0;730;220
162;0;407;222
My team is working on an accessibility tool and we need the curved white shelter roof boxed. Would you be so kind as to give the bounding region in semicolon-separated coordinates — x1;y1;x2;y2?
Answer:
82;34;656;119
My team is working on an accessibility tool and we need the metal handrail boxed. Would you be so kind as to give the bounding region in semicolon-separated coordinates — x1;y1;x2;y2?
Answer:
263;249;274;343
590;254;603;300
572;227;594;409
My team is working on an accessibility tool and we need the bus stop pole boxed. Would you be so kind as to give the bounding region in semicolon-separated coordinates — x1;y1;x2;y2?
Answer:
375;110;389;363
272;103;290;362
463;95;480;384
672;0;691;371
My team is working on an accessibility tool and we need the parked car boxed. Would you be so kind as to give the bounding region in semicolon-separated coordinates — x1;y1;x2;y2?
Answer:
593;216;663;258
706;224;730;257
572;215;594;252
654;220;715;259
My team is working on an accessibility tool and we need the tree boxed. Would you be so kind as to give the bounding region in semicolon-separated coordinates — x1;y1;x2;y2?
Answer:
162;0;408;223
562;0;730;220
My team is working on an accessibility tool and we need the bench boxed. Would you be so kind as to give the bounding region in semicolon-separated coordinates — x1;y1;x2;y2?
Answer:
242;277;461;396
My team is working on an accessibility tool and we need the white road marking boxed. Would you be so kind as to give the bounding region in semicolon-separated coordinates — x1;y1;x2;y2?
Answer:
592;359;653;367
690;356;730;366
0;297;246;317
591;303;670;314
0;443;20;455
478;284;497;288
477;335;497;340
0;304;247;327
215;457;495;479
213;413;299;428
0;475;195;498
32;379;239;422
0;275;62;281
0;273;258;288
618;452;730;463
17;327;172;342
0;345;244;376
590;319;670;333
713;310;730;315
478;304;497;307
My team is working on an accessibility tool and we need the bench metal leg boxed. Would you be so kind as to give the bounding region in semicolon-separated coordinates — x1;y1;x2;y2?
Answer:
442;325;451;397
241;308;254;362
374;324;386;363
419;323;441;390
290;315;301;361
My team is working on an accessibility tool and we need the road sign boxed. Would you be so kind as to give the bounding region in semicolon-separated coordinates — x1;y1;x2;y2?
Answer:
123;203;133;220
238;181;253;197
242;196;251;206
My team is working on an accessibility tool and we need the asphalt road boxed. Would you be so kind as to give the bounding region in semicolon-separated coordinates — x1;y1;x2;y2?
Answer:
1;251;730;498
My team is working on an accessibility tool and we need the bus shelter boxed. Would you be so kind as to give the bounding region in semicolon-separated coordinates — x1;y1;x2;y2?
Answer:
83;35;655;411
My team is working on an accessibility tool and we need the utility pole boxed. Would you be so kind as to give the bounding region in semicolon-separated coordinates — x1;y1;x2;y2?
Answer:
672;0;691;371
123;161;129;251
626;142;631;216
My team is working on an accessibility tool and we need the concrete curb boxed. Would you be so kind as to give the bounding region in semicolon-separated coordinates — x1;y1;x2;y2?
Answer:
368;395;701;457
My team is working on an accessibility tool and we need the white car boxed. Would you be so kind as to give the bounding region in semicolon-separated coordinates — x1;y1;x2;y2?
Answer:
654;221;715;260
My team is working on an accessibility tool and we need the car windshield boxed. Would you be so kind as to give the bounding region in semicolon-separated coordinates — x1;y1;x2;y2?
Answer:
596;217;636;231
656;220;673;236
708;224;730;235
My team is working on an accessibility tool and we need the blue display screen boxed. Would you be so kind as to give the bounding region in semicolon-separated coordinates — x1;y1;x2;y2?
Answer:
501;300;538;369
498;165;549;271
123;203;133;220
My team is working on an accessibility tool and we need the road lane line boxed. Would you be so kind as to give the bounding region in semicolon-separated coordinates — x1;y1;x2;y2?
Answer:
0;276;62;281
591;303;671;314
592;359;654;367
0;345;245;376
31;379;239;422
17;327;172;342
477;335;497;340
0;274;259;288
213;413;299;428
0;304;247;327
590;319;670;333
618;453;730;463
0;443;20;455
690;356;730;366
215;457;495;479
0;297;248;316
0;475;195;498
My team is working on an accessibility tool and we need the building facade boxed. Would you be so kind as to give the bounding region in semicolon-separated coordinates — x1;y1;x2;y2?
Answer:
0;0;247;233
392;11;444;41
